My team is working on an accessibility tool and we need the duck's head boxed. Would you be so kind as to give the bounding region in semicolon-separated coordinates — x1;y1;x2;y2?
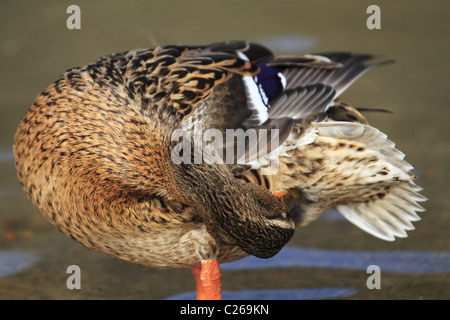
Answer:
171;160;295;259
222;180;295;259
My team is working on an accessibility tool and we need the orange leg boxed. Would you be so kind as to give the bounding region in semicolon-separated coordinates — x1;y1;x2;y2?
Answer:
191;266;206;300
191;260;222;300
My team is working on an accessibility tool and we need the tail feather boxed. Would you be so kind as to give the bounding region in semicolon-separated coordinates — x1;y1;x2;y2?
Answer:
314;121;427;241
336;181;426;241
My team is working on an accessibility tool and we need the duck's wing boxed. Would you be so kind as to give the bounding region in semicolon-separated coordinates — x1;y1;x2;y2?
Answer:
217;50;385;174
90;42;382;134
111;42;384;176
117;42;266;122
269;52;386;97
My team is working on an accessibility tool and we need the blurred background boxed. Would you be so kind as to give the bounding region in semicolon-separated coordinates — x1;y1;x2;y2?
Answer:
0;0;449;299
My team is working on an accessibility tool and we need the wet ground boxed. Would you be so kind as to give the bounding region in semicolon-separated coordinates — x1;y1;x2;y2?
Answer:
0;1;449;300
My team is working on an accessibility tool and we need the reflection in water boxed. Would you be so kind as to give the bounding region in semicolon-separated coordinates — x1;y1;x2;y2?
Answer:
0;250;41;278
166;287;358;300
222;247;450;273
166;246;449;299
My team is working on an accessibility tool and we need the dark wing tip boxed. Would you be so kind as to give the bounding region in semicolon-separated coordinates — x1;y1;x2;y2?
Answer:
207;41;273;65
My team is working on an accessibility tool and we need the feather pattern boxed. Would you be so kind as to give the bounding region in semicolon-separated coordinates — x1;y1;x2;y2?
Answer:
120;42;425;242
274;53;388;97
313;122;426;240
336;182;426;240
120;44;259;121
268;84;335;119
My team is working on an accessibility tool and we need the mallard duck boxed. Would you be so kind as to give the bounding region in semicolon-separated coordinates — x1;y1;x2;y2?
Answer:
13;41;426;300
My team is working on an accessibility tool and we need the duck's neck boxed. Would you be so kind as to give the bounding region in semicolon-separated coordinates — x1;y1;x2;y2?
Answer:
168;154;295;259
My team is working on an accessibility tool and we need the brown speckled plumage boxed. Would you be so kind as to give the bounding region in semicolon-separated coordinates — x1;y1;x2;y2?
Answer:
14;41;425;289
